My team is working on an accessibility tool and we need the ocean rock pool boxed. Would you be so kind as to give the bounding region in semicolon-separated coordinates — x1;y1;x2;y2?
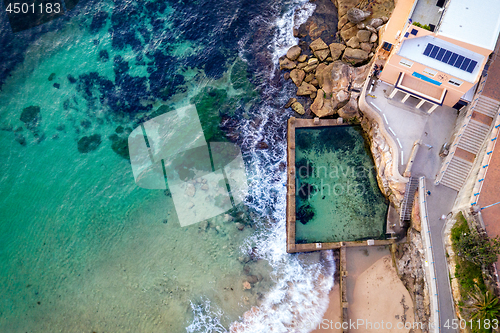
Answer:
294;125;388;244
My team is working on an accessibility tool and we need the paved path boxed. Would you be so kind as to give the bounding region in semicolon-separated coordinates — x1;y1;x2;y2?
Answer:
366;78;459;332
412;120;458;333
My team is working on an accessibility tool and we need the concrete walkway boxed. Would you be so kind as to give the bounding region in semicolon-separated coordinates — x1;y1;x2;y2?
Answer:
364;78;459;332
366;81;457;175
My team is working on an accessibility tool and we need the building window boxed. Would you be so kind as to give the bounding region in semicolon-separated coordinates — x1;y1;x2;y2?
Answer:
448;78;463;87
399;58;413;68
423;68;437;77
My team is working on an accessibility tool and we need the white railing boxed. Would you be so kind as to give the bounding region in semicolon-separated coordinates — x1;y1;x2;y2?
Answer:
419;177;440;333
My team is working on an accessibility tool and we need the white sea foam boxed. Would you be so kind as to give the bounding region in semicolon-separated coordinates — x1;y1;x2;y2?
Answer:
271;1;316;68
188;1;335;332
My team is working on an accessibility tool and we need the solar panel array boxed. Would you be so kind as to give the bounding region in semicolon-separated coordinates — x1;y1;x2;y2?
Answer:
423;43;477;73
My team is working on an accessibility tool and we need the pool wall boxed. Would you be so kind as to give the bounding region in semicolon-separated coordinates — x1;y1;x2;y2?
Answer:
286;117;395;253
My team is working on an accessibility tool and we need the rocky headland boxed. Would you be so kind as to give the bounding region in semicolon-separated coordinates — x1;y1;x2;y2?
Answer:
281;0;394;119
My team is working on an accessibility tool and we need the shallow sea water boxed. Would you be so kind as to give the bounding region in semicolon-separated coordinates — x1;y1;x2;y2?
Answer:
0;0;339;331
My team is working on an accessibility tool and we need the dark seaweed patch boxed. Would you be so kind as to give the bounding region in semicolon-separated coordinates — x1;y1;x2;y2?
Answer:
90;11;108;34
20;106;41;129
297;204;315;225
77;134;101;153
99;50;109;62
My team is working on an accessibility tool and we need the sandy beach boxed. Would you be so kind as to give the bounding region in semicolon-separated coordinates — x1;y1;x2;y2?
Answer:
314;254;416;333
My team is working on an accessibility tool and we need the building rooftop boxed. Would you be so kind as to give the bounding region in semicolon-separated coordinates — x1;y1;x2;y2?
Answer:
437;0;500;51
397;35;485;82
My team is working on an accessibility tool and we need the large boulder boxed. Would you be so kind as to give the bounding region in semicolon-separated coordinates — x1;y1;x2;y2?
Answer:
360;42;373;53
296;81;317;96
314;49;331;61
346;8;371;24
311;89;338;118
309;38;329;52
297;54;308;62
357;30;371;43
368;18;384;29
342;47;369;65
291;102;305;115
286;45;302;61
290;69;306;87
279;58;296;70
349;62;371;90
346;36;360;48
329;43;346;60
316;61;350;96
340;24;359;42
338;96;360;119
336;90;350;103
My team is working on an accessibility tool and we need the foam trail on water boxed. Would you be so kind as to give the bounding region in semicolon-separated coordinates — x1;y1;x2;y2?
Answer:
271;1;316;71
188;1;335;332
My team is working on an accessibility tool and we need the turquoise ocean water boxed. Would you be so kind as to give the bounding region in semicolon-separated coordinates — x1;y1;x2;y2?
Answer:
0;0;337;331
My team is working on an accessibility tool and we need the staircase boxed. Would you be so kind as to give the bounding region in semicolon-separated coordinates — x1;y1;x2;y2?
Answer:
475;96;500;118
440;157;474;191
440;96;500;191
400;176;419;224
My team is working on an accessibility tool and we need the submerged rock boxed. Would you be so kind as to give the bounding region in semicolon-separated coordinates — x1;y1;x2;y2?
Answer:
297;203;315;225
15;134;26;146
77;134;102;153
20;106;41;126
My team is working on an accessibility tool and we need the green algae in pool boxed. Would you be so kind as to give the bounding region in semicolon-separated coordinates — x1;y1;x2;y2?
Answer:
295;125;388;243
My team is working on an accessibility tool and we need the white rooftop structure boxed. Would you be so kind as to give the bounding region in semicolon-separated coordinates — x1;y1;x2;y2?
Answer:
398;35;485;83
437;0;500;51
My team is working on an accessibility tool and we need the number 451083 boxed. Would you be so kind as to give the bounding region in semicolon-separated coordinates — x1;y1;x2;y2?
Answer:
5;2;61;14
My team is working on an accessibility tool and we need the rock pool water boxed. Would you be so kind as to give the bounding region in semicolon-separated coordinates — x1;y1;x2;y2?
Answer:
294;125;388;244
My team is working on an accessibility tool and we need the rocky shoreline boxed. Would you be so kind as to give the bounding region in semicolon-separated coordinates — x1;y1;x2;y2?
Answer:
281;0;393;119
